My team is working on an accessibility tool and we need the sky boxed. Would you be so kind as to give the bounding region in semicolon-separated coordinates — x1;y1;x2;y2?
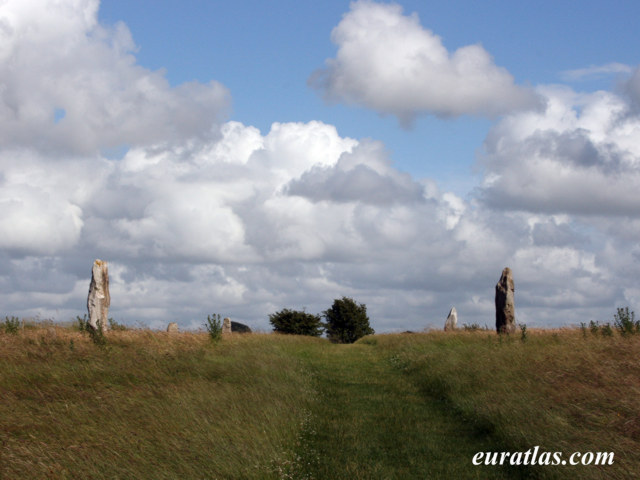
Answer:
1;0;639;332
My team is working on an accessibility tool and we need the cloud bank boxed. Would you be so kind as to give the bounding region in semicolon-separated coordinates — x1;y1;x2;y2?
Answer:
0;0;229;155
480;85;640;216
1;0;639;332
310;0;541;124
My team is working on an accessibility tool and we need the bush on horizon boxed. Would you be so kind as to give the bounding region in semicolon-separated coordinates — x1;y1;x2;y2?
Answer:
323;297;374;344
269;308;324;337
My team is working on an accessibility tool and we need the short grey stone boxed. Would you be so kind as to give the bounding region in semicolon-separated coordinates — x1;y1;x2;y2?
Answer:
167;322;179;333
222;317;232;334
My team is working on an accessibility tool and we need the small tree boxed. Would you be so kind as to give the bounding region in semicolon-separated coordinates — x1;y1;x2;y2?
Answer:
323;297;374;344
269;308;324;337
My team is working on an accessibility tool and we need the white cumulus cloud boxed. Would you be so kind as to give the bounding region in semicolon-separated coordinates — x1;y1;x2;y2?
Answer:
310;0;541;124
286;139;425;205
0;0;637;333
480;85;640;216
0;0;229;155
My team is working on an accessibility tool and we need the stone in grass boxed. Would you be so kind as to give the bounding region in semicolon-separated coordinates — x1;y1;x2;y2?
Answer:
167;322;179;333
87;259;110;332
495;267;516;334
222;317;232;334
231;321;252;333
444;307;457;331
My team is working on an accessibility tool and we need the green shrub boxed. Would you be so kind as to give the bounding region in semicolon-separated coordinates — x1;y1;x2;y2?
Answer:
613;307;638;337
580;322;588;338
323;297;374;344
90;320;107;346
3;316;21;335
589;319;617;337
76;315;107;346
76;315;89;332
108;317;128;331
519;323;528;342
269;308;324;336
205;313;223;342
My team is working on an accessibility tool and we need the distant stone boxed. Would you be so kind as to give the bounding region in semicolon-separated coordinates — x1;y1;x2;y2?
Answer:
167;322;179;333
495;267;516;334
87;259;110;332
444;307;457;331
222;317;232;335
231;321;252;333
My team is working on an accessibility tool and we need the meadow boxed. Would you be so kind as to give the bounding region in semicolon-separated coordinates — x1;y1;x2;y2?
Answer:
1;321;638;479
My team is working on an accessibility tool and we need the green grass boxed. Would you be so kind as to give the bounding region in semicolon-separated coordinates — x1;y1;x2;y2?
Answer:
1;325;639;479
0;328;318;479
283;342;525;479
371;330;640;479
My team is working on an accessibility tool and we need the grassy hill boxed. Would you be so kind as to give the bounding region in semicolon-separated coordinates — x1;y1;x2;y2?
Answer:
1;323;638;479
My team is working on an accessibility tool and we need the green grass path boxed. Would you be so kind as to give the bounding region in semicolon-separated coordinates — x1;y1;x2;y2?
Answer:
3;330;634;479
288;343;531;480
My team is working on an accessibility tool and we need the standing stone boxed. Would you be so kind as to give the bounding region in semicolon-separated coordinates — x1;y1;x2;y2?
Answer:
444;307;457;331
167;322;179;333
222;317;232;335
87;259;110;332
495;267;515;334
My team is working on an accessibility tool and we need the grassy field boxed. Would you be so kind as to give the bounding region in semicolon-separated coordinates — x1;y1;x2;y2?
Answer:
1;323;638;479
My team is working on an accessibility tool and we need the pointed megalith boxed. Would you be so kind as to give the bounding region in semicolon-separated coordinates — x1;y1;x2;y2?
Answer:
444;307;457;331
87;259;110;332
495;267;515;334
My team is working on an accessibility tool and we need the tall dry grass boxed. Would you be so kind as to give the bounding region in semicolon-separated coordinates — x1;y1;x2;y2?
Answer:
372;329;640;479
0;326;318;479
3;324;638;479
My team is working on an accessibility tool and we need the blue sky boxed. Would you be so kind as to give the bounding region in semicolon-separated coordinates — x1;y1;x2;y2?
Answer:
1;0;639;332
95;0;640;194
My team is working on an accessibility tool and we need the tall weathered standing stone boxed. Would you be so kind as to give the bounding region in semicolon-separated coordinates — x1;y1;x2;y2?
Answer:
444;307;457;331
87;259;110;332
222;317;232;335
495;267;515;334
